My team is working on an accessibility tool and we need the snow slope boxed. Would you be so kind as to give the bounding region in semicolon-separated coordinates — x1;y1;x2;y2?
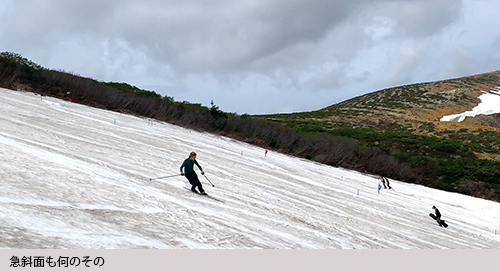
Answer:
1;88;499;249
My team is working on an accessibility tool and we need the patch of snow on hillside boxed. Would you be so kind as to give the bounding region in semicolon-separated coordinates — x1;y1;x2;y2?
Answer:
440;88;500;122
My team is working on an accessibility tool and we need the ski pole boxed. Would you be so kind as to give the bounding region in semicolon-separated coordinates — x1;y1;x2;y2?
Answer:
203;174;215;187
149;174;181;181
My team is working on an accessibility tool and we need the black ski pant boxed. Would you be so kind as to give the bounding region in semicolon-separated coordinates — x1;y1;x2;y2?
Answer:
185;172;204;193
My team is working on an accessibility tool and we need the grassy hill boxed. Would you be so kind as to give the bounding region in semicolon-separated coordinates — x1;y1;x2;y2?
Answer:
256;71;500;133
1;51;499;201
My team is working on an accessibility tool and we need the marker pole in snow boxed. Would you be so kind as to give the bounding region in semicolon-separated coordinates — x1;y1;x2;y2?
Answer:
149;174;181;181
203;174;215;187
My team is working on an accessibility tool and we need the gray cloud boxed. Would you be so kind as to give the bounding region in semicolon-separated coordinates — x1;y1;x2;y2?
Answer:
383;0;463;38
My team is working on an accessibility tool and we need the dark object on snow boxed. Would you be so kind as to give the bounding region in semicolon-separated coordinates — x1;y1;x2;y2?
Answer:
384;177;392;190
380;176;387;189
430;206;448;227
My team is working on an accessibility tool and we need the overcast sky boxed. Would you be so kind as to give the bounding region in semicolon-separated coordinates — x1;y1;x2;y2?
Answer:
1;0;499;114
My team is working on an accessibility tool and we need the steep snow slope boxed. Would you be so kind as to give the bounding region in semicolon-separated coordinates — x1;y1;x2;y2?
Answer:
1;88;499;249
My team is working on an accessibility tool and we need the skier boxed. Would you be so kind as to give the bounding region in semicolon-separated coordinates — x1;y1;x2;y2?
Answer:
180;152;206;195
384;177;392;190
65;92;74;102
432;206;442;226
380;176;387;189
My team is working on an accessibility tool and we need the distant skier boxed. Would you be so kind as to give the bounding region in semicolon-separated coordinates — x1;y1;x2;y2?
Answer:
380;176;387;189
432;206;443;226
65;92;74;102
384;177;392;190
180;151;206;195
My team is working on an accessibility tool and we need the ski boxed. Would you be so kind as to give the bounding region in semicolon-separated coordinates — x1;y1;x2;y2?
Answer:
183;187;225;203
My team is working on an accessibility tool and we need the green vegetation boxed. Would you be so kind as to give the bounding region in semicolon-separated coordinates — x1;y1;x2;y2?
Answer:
1;52;499;201
103;82;163;100
0;51;43;70
329;127;499;198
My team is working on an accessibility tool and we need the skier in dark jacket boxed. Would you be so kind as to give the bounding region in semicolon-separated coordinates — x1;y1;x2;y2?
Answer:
180;152;206;195
432;206;442;225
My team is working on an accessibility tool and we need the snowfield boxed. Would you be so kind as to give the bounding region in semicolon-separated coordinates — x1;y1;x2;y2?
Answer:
1;87;499;249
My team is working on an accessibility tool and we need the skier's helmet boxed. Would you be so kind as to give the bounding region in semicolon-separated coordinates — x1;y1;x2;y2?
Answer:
190;152;197;158
432;206;436;209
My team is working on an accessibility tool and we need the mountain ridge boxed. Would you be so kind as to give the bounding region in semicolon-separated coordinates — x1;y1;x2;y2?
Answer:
260;70;500;134
327;70;500;132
